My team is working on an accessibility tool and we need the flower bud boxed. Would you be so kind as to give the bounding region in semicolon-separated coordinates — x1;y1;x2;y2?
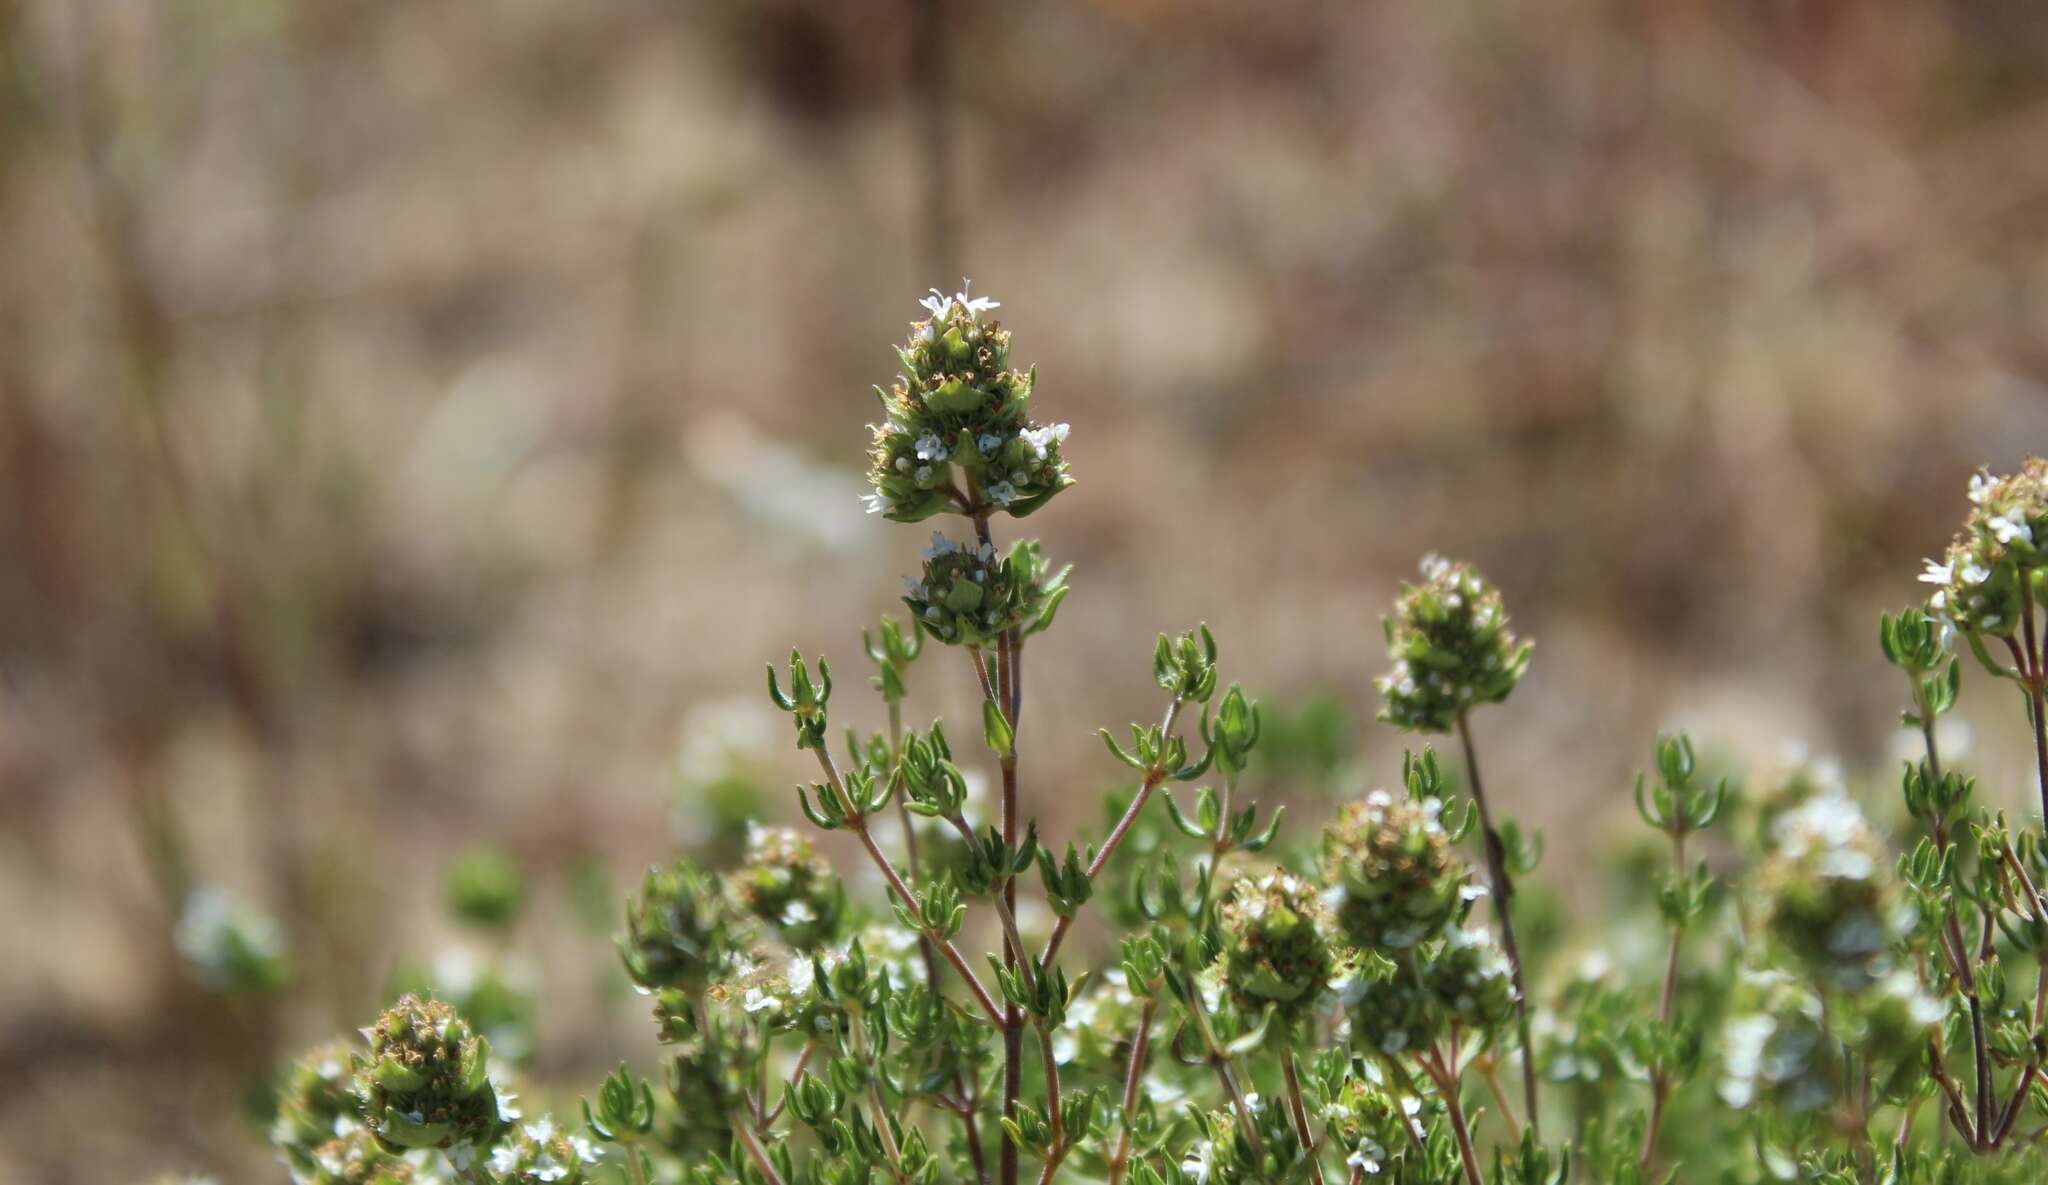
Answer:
619;860;731;993
1376;554;1531;734
355;995;505;1155
1320;790;1469;950
273;1041;388;1185
1217;872;1333;1032
1342;926;1516;1056
902;534;1068;647
732;824;846;950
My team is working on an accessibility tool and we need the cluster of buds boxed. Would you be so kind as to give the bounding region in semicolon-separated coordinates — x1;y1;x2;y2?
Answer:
1323;1077;1429;1180
1319;789;1471;951
355;995;506;1154
1216;872;1333;1035
619;860;731;994
1755;790;1900;994
1179;1096;1315;1185
272;1041;398;1185
1342;926;1517;1056
1920;460;2048;639
1377;555;1532;733
863;284;1073;521
902;534;1069;647
731;824;847;951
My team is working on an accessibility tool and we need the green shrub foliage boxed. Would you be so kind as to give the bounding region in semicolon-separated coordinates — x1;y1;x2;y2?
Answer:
252;288;2048;1185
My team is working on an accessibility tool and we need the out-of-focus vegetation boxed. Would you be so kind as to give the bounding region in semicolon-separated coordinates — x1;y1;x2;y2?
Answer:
1;2;2045;1182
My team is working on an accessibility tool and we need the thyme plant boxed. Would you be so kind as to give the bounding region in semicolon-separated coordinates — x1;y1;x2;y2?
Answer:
249;291;2048;1185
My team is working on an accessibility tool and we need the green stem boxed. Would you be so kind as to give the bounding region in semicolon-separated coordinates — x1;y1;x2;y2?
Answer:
1106;999;1156;1185
1453;711;1540;1140
1280;1049;1327;1185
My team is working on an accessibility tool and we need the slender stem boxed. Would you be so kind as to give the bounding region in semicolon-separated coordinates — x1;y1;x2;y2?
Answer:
811;745;1006;1024
733;1117;791;1185
1424;1052;1485;1185
852;822;1005;1025
969;510;1027;1185
1106;1000;1157;1185
1453;712;1540;1140
763;1043;815;1125
1925;1038;1979;1146
1280;1049;1327;1185
1037;696;1186;970
1477;1055;1522;1143
1180;974;1262;1152
1638;828;1686;1170
1034;1024;1067;1185
623;1146;649;1185
852;1014;907;1171
944;813;1038;993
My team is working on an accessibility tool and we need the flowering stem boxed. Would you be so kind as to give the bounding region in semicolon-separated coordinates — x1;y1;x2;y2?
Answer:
1453;711;1540;1141
1106;999;1156;1185
969;510;1028;1185
732;1116;792;1185
1179;972;1262;1152
1638;829;1685;1171
1913;702;1995;1144
1037;696;1187;972
1422;1050;1485;1185
1280;1049;1327;1185
2024;582;2048;828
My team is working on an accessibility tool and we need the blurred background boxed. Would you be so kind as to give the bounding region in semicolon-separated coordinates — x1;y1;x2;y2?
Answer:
4;0;2048;1180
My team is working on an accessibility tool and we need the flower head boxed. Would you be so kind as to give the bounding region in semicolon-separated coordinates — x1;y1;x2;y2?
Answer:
1320;789;1469;950
1926;460;2048;638
730;824;846;951
1376;555;1531;733
865;284;1073;523
354;996;506;1154
1217;871;1334;1031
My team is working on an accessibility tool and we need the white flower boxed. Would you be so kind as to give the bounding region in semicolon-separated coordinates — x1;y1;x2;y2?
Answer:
861;492;889;515
914;434;947;461
1991;515;2034;545
1969;472;1997;504
1961;561;1990;585
525;1117;557;1143
922;532;959;561
986;481;1020;506
978;433;1003;454
1919;558;1953;585
1019;422;1069;460
918;279;1001;320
